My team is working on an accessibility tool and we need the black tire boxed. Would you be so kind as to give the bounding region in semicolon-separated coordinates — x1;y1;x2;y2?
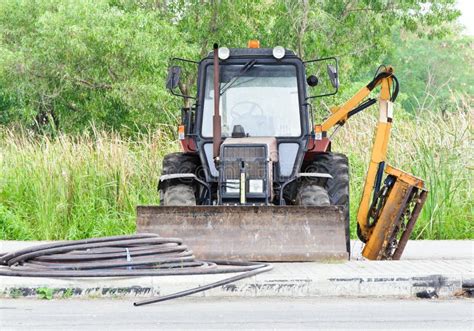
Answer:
295;184;330;206
159;153;200;206
162;184;196;206
306;153;350;256
162;153;200;176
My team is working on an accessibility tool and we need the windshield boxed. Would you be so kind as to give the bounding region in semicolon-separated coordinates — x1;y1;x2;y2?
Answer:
201;64;301;137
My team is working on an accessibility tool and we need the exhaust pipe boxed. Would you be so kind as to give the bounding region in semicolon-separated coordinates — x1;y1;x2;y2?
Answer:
212;43;222;161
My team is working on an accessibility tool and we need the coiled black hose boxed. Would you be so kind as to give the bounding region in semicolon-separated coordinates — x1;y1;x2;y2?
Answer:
0;234;272;306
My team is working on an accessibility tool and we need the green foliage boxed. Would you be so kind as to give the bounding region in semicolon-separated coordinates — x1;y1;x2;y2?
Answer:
333;107;473;240
62;288;74;299
388;33;474;113
9;288;23;298
0;203;32;240
0;128;176;239
37;287;53;300
0;0;471;241
0;0;190;133
0;109;472;240
0;0;461;133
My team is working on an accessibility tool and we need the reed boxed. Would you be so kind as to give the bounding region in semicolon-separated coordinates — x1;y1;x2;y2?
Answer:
1;109;472;240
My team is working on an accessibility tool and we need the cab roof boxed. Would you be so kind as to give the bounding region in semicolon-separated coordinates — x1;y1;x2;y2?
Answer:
206;48;297;59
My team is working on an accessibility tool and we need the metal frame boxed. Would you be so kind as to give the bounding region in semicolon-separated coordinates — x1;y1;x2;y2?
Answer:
303;56;339;99
167;57;199;100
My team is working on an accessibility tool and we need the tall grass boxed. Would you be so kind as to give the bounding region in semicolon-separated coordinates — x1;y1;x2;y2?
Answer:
0;110;472;240
0;129;177;240
333;108;473;240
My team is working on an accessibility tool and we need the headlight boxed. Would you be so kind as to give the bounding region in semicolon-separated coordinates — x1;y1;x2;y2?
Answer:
249;179;264;193
272;46;285;59
218;47;230;60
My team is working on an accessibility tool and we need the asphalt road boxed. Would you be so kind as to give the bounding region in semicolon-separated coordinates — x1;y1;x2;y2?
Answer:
1;297;472;330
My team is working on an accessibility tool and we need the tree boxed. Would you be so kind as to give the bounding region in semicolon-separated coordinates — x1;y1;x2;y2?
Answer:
0;0;190;133
0;0;461;133
388;32;473;114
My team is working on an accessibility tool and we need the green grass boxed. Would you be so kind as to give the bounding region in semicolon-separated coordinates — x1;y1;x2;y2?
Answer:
333;108;473;240
0;128;176;240
0;110;472;240
36;287;54;300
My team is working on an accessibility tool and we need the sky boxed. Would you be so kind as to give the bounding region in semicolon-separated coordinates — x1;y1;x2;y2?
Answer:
457;0;474;35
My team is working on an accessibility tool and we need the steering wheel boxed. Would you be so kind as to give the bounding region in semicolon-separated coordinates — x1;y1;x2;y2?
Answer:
230;101;264;120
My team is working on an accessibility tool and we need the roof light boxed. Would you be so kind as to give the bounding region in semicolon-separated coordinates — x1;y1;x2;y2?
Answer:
272;46;285;59
248;40;260;48
218;47;230;60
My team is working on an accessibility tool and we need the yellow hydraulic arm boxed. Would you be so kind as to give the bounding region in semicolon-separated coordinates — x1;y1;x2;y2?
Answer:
316;67;428;260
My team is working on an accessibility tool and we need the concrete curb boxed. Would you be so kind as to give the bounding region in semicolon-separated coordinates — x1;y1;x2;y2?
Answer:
1;260;472;300
1;240;472;300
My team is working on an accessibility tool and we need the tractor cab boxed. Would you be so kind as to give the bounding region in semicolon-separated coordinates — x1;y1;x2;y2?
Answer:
165;42;339;206
200;49;304;139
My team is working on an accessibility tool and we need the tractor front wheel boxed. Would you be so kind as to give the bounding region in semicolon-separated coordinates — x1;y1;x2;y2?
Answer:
162;184;196;206
303;153;350;255
159;152;200;206
295;184;330;206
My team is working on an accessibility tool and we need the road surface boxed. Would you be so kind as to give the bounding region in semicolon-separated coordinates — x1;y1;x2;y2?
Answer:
1;297;472;330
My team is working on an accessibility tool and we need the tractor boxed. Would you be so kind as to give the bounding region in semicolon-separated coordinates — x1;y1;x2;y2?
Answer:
137;41;427;261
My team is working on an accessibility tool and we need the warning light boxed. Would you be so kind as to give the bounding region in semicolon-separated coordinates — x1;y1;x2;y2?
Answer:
248;40;260;48
178;125;185;140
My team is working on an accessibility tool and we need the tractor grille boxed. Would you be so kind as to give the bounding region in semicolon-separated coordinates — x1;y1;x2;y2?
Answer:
221;145;266;180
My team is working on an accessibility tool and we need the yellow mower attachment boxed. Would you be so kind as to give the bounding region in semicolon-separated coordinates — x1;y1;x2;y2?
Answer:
362;165;428;260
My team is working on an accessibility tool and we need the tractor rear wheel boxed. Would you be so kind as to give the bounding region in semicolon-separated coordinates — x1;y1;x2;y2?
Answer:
159;153;200;206
305;153;350;255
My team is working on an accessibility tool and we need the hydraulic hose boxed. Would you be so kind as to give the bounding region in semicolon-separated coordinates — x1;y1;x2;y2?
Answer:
0;234;272;306
366;71;399;102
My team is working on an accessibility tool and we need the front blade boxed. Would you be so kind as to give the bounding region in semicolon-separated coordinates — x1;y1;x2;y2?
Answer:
137;206;348;262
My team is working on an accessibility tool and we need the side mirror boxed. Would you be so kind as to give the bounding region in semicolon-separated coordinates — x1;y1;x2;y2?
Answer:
166;66;181;90
306;75;319;87
303;56;339;99
327;65;339;89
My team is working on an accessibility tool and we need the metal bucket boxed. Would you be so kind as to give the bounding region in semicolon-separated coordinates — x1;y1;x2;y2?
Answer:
137;205;348;262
